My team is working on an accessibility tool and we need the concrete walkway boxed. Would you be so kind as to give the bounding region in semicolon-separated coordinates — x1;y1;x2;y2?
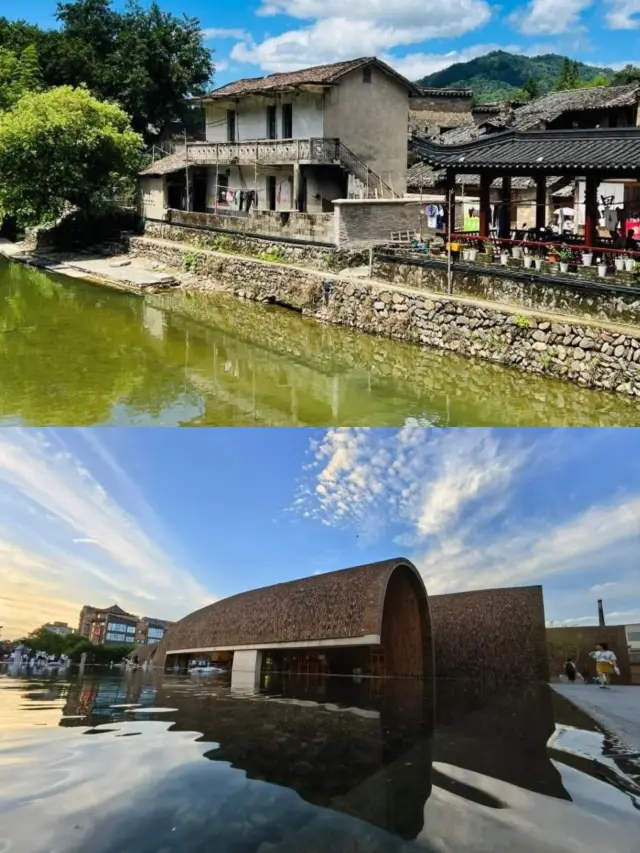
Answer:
552;684;640;753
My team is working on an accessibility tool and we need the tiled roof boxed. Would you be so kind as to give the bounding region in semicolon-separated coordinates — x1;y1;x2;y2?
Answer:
153;558;419;658
412;127;640;172
508;84;640;130
139;152;186;176
201;57;417;100
415;86;474;98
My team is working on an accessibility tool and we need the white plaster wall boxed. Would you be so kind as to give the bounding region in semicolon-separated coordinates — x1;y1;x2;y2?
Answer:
324;67;410;195
139;176;166;220
205;93;324;143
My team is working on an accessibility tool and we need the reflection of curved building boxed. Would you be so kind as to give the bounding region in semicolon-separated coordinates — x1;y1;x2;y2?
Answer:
152;559;433;682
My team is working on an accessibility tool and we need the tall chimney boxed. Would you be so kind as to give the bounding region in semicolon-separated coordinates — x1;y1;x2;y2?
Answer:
597;599;606;627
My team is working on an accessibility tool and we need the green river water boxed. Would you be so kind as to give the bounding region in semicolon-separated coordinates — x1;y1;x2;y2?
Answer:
1;257;638;426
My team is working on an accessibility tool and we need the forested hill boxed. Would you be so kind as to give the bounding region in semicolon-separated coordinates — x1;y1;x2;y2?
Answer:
418;51;615;102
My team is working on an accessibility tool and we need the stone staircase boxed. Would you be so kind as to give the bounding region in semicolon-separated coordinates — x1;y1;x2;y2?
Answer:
336;142;399;199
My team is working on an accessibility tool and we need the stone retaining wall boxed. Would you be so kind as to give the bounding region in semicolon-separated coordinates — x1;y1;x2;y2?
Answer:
128;235;640;398
141;221;365;272
373;254;640;326
165;207;335;244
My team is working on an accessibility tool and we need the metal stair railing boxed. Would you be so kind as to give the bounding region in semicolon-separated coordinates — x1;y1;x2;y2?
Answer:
337;141;399;198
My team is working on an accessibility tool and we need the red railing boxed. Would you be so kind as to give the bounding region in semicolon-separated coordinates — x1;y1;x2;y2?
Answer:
450;233;640;266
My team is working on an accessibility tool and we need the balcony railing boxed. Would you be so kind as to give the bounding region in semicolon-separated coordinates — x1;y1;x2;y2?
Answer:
186;138;341;166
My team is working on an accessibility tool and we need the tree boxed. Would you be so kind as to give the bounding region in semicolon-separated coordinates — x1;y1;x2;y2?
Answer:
611;64;640;86
0;44;42;110
554;58;581;91
521;76;540;100
0;85;144;227
55;0;213;139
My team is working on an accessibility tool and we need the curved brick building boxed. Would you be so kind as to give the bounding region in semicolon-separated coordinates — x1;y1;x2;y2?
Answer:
151;558;433;683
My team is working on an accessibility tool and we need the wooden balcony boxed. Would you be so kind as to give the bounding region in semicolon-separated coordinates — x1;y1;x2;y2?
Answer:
185;138;341;167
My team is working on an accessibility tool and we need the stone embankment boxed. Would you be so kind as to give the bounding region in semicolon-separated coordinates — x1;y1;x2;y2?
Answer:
129;234;640;398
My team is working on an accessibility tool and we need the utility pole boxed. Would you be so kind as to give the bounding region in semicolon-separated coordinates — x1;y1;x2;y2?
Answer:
184;130;191;212
597;599;606;627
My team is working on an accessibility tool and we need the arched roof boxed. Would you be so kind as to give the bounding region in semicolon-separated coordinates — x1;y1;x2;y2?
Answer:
154;558;426;659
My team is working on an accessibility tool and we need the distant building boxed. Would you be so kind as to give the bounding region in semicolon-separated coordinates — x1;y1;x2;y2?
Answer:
42;622;73;636
77;604;172;646
135;617;173;646
626;623;640;651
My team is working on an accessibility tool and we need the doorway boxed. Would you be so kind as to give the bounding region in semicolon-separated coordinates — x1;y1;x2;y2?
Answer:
267;175;277;211
266;105;277;140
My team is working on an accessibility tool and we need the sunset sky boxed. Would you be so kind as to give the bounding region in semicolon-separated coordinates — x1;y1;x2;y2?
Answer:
1;427;638;640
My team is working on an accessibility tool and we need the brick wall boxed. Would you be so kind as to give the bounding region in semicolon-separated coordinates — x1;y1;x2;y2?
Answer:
429;586;549;683
334;199;422;248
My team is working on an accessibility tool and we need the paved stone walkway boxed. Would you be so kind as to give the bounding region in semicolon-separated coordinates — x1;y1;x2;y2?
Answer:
552;684;640;753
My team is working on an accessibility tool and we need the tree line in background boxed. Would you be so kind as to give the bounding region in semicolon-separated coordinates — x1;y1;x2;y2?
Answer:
15;626;135;664
0;0;214;229
514;59;637;102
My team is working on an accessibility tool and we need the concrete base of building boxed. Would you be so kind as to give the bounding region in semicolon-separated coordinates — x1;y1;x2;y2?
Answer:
231;649;263;693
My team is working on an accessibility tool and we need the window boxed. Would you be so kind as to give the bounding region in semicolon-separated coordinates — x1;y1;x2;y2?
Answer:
126;626;135;634
106;632;126;643
227;109;236;142
628;631;640;641
266;105;277;139
107;621;131;633
362;67;372;84
148;627;165;640
282;103;293;139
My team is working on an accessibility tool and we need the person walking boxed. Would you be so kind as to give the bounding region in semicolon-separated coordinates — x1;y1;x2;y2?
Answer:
564;658;577;683
589;643;618;688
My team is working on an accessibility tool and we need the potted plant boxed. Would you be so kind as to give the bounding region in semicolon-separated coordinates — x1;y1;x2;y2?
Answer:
582;251;593;266
625;255;635;273
547;245;560;264
462;248;470;261
615;255;625;272
523;252;534;269
534;256;544;271
558;246;572;273
596;258;608;278
500;250;510;265
512;245;523;259
468;246;478;262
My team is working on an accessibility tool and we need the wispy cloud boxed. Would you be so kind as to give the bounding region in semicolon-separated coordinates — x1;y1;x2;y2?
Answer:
201;27;250;41
292;429;640;625
0;430;214;638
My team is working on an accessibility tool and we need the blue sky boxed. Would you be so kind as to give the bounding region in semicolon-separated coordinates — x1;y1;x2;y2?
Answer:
15;0;640;86
1;427;639;639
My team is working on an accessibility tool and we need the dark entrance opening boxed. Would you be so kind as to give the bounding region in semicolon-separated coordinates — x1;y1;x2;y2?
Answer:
282;103;293;139
266;105;277;140
267;175;277;211
227;109;236;142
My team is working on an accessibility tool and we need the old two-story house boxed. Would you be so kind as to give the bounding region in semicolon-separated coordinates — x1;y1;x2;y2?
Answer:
140;57;417;226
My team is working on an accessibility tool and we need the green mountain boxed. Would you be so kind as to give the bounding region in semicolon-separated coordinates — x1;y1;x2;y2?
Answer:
418;50;615;103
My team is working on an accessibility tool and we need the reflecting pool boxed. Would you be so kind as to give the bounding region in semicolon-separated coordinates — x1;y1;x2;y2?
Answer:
0;670;638;852
1;259;639;426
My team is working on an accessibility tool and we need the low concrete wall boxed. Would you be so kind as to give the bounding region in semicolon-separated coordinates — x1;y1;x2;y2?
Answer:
547;625;632;684
334;199;422;248
430;586;549;683
164;207;335;245
374;253;640;326
128;236;640;399
140;221;366;272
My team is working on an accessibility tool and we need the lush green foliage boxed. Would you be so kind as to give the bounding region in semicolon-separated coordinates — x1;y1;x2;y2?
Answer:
419;51;615;102
611;64;640;86
18;627;134;663
0;0;214;139
0;44;43;110
0;85;144;227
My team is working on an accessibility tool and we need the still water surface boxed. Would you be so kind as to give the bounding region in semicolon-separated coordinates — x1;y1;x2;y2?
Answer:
1;670;638;853
1;259;638;426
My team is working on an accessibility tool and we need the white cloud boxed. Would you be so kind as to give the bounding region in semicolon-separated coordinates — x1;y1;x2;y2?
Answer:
293;429;640;623
508;0;594;35
0;430;215;638
201;27;250;40
605;0;640;28
232;0;492;72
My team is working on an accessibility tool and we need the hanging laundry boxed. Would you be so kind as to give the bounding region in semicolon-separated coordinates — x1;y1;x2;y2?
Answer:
425;203;438;230
226;190;234;204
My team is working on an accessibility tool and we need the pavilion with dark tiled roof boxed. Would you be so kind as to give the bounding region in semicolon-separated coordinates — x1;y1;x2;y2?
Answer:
411;125;640;245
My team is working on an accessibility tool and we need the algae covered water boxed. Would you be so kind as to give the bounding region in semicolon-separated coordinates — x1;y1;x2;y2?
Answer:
1;258;638;426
